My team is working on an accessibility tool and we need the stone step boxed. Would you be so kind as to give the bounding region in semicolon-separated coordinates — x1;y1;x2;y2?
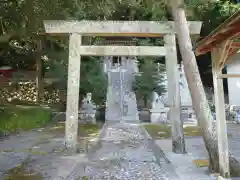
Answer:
106;70;139;122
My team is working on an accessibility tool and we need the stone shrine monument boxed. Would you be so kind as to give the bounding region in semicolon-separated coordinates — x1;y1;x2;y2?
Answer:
150;92;169;123
227;53;240;106
179;62;197;124
150;62;197;124
179;62;192;106
78;93;96;124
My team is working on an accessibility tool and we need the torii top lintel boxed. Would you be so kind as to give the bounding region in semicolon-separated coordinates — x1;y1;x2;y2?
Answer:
195;11;240;57
43;20;202;37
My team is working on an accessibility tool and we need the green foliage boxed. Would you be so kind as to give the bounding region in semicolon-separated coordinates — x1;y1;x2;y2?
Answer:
80;56;107;105
1;0;110;106
1;0;239;107
0;0;74;36
209;103;215;112
45;50;68;80
75;0;168;21
133;38;166;107
44;52;107;105
0;107;52;135
188;0;240;35
132;60;166;107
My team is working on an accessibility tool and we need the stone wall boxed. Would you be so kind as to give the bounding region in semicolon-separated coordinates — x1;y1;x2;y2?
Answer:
0;80;65;106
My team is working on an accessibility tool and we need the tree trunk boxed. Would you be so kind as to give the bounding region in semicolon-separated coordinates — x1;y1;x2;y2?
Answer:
169;0;240;176
143;96;148;109
36;38;44;103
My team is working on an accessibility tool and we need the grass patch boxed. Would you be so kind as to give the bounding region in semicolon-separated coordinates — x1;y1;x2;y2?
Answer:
78;176;89;180
45;123;101;138
4;161;43;180
143;124;233;139
184;126;202;136
0;107;52;135
143;124;172;138
192;159;209;167
1;148;48;156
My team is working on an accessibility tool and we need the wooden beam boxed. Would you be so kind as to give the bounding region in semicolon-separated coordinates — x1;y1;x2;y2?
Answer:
65;33;81;150
231;42;240;48
196;42;240;56
195;48;210;56
212;25;240;44
87;33;161;37
164;34;186;153
196;24;240;56
218;40;232;70
228;48;239;59
212;49;230;177
78;46;166;56
218;74;240;78
224;48;239;65
94;40;137;45
44;20;202;35
228;30;240;40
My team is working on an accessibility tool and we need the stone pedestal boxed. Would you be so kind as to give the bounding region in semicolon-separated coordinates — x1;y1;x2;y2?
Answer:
78;110;96;124
181;106;197;124
150;108;169;124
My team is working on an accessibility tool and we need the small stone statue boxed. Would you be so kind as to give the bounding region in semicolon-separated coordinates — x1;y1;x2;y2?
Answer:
152;92;164;109
86;93;92;103
79;93;96;124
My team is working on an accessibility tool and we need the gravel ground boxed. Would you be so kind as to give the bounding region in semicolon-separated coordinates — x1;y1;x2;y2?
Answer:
0;122;180;180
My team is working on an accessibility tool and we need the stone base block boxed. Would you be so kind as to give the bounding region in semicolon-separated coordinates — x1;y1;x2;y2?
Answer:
78;112;96;124
150;109;169;124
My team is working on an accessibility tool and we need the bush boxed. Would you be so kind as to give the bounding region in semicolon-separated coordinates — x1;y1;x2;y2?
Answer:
0;107;52;135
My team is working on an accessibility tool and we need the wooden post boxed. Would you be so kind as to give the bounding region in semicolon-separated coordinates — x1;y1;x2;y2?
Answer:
164;34;186;154
65;33;82;150
212;48;230;178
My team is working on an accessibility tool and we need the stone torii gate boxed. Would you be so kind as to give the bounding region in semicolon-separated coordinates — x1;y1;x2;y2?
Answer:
43;20;202;150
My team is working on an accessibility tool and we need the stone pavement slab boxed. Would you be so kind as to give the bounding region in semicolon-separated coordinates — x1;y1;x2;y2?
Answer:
155;138;210;180
155;126;240;180
64;122;181;180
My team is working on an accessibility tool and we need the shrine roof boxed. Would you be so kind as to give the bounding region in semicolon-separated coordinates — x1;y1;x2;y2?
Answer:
195;10;240;56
